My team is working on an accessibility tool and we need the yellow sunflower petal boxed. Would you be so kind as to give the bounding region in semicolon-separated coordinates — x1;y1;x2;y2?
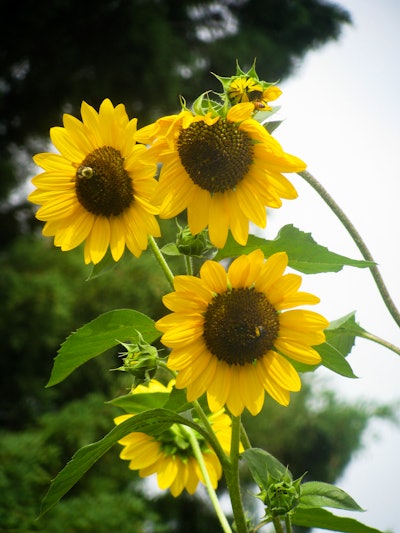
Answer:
274;338;322;365
238;364;265;415
199;260;228;294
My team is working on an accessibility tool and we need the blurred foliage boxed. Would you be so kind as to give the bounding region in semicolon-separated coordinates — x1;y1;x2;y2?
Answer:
0;220;178;429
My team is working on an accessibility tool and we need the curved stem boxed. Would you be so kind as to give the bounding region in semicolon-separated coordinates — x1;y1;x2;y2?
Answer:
193;400;229;467
240;422;252;450
148;235;175;289
183;426;233;533
225;416;249;533
357;330;400;356
299;170;400;328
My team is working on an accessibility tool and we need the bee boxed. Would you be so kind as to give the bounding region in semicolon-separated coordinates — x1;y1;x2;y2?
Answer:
77;165;95;179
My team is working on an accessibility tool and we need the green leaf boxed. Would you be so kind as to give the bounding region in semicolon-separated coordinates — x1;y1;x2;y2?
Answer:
292;507;385;533
39;408;204;517
47;309;161;387
108;391;171;413
315;340;358;378
299;481;363;511
215;225;375;274
242;448;290;490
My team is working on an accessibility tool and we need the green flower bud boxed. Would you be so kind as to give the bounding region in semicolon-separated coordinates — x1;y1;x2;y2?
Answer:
176;225;217;258
113;333;160;386
258;471;302;518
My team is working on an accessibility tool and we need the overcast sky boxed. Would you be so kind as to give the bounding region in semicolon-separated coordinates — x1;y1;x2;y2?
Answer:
267;1;400;531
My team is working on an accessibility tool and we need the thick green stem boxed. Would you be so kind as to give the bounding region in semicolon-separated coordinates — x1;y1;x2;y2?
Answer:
225;416;249;533
183;426;233;533
148;235;175;289
298;170;400;328
284;514;292;533
272;517;285;533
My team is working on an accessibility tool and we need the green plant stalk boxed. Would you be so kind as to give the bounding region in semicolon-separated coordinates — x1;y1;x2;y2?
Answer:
193;400;229;466
184;254;194;276
298;170;400;328
284;514;292;533
240;422;252;450
272;517;285;533
225;415;249;533
148;235;175;289
356;330;400;356
183;426;233;533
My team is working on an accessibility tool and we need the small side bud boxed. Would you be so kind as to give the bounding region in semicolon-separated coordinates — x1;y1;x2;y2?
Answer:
113;332;160;387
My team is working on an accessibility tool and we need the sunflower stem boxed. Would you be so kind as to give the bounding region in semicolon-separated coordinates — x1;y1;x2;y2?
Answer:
356;330;400;357
272;517;285;533
193;400;229;467
226;415;249;533
183;426;233;533
148;235;175;289
298;170;400;328
184;254;194;276
240;422;252;450
284;514;292;533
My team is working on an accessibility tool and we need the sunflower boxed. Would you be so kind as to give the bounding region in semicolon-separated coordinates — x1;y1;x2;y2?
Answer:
114;380;232;497
136;102;305;249
28;99;160;264
227;77;282;110
156;250;329;417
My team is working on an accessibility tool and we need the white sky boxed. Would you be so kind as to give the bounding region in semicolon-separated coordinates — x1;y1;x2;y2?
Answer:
265;1;400;530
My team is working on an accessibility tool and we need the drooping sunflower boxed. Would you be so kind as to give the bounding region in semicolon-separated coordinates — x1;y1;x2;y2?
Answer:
28;99;160;264
136;102;305;249
156;250;329;417
114;380;232;497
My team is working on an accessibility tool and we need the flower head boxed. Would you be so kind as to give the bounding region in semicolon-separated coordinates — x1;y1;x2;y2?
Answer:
227;77;282;111
114;380;232;497
214;59;282;111
156;250;329;416
137;103;305;249
29;99;160;264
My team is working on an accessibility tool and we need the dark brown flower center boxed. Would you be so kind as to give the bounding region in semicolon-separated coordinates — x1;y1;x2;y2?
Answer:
203;287;279;365
177;119;253;194
75;146;134;217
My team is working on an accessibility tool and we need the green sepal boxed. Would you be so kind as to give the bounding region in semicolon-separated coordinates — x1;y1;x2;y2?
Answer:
39;408;207;517
215;225;375;274
47;309;161;387
299;481;363;511
291;507;385;533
